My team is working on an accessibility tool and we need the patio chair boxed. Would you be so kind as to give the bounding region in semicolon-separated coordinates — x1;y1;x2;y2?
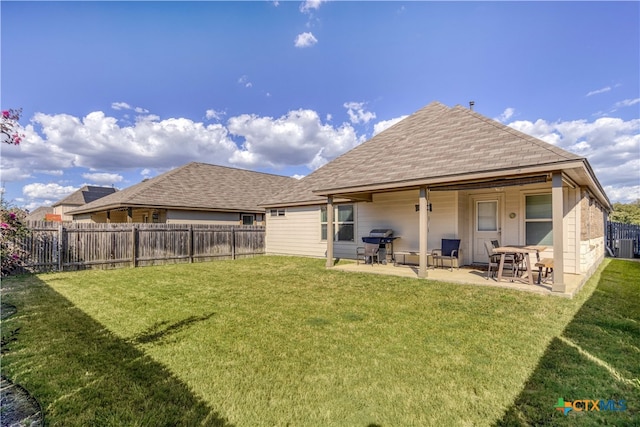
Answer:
432;239;461;271
490;240;524;279
483;240;501;279
356;247;366;265
363;243;380;265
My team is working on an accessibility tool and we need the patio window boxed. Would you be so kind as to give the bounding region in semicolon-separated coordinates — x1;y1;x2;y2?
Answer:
321;204;355;242
525;194;553;245
242;214;255;225
477;201;498;231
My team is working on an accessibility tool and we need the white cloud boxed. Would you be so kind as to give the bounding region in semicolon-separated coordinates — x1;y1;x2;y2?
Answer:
111;102;132;110
227;109;363;170
22;182;77;201
604;185;640;204
205;109;225;121
613;98;640;109
343;101;376;124
81;172;123;185
238;75;252;88
373;115;408;135
586;86;611;97
291;174;305;180
294;32;318;48
300;0;325;13
495;107;515;123
508;116;640;197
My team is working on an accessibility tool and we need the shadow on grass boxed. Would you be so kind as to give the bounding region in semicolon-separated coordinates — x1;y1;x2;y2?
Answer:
132;313;215;345
494;260;640;426
1;275;233;426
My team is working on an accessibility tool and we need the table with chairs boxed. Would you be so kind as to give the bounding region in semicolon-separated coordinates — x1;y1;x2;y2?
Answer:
490;242;547;286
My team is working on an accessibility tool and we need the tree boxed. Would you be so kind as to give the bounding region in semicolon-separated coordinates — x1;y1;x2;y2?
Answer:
0;201;30;276
1;108;25;145
609;199;640;225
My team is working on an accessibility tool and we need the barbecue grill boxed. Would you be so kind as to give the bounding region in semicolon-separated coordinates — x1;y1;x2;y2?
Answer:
362;229;398;264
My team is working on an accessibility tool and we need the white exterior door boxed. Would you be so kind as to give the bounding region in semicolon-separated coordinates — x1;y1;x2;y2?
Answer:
472;197;502;264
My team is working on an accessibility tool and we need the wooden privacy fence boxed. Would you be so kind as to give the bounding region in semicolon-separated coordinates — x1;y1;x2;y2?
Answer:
15;222;265;274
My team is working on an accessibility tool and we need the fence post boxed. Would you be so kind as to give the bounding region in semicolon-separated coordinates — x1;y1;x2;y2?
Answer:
231;227;236;260
188;225;194;263
57;224;64;272
131;225;138;268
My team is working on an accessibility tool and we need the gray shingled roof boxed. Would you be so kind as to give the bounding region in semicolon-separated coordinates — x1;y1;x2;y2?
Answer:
25;206;54;222
52;186;118;207
264;101;585;206
69;162;297;215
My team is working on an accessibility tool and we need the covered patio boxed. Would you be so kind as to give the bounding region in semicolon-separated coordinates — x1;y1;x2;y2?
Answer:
331;261;587;298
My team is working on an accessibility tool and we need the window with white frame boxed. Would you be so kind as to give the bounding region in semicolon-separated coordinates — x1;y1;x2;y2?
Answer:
525;194;553;245
321;204;355;242
270;209;285;217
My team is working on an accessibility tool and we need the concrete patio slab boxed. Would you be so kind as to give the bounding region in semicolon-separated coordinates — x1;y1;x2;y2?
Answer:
330;261;586;297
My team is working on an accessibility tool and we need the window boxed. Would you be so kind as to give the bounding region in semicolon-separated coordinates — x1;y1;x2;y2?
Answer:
242;214;255;225
525;194;552;245
477;201;497;231
270;209;285;217
321;204;355;242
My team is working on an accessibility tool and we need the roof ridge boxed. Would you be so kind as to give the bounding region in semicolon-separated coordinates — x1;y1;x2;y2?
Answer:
190;161;295;180
452;105;582;161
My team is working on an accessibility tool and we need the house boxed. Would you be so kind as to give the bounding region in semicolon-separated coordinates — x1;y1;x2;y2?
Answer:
68;162;297;225
262;101;611;293
52;185;118;221
24;206;54;223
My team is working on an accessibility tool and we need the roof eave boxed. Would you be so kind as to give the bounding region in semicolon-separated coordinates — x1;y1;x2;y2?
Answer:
312;161;586;196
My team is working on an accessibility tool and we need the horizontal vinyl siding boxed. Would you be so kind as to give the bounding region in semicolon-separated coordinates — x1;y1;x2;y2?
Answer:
358;190;458;253
266;206;327;258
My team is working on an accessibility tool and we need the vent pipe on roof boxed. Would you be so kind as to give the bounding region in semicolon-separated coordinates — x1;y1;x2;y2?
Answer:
469;101;475;110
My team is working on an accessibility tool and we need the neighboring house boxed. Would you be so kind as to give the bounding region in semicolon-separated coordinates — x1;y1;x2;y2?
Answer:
52;185;118;221
262;101;611;293
24;206;54;222
68;162;297;225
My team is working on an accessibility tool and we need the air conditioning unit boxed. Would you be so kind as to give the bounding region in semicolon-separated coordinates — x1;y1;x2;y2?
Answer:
616;239;635;259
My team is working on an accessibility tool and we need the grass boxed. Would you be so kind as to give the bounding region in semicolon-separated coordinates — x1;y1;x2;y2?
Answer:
1;256;638;426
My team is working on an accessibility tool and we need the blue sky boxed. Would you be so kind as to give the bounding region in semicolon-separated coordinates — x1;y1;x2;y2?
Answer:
1;0;639;210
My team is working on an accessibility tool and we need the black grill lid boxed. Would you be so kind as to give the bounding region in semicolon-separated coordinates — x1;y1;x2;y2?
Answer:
369;229;393;237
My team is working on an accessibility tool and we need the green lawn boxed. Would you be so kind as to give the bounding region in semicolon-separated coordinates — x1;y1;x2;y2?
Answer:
1;256;638;426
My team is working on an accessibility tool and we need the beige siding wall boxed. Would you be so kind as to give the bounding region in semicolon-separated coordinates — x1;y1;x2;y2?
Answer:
266;205;328;258
53;205;79;222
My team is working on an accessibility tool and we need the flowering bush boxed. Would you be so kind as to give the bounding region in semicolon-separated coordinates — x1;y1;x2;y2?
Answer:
1;204;29;276
1;108;25;145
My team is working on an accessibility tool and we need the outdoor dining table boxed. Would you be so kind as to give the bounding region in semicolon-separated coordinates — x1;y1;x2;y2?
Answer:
493;245;547;286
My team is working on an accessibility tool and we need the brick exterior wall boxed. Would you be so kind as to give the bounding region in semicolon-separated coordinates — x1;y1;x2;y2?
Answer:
580;194;605;241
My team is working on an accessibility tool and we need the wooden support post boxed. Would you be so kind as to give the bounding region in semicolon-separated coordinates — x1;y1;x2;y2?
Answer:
552;172;565;292
326;196;334;268
418;186;429;278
